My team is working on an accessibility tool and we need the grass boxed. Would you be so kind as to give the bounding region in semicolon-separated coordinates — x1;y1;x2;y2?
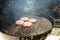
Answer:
51;22;60;36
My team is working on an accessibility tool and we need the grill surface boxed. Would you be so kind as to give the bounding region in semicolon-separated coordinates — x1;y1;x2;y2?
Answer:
1;15;52;37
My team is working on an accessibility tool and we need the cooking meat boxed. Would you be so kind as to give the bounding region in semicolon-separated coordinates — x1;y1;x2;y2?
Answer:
20;17;29;21
16;20;24;25
28;18;37;23
23;21;32;27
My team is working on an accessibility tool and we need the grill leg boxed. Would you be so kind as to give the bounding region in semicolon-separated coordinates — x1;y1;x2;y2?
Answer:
19;37;29;40
19;37;24;40
26;38;28;40
22;37;24;40
31;36;33;40
19;37;21;40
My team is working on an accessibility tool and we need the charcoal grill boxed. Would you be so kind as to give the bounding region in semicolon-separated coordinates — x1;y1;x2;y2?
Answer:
0;15;54;40
0;0;55;40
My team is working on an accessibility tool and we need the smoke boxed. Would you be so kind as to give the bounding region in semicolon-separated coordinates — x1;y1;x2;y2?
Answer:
2;0;59;19
0;0;60;29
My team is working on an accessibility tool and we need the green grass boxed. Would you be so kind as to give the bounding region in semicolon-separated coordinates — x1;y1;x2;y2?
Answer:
51;22;60;36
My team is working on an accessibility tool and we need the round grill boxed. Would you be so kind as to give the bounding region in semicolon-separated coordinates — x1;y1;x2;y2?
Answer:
0;15;53;40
